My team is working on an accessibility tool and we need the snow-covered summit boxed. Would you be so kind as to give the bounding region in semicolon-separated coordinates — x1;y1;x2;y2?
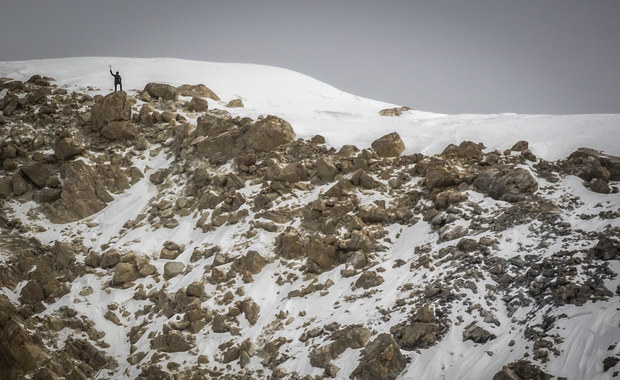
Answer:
1;57;619;161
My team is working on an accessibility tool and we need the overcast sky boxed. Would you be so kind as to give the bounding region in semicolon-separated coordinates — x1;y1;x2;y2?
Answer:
1;1;619;114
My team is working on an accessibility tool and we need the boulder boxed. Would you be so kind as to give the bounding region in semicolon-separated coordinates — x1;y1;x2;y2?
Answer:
21;162;51;188
305;237;337;271
424;159;465;189
462;322;496;344
567;148;620;182
144;83;179;101
101;121;138;140
315;157;339;181
593;237;619;260
91;91;132;131
272;162;309;183
350;333;407;380
226;99;244;108
371;132;405;158
185;97;210;112
177;84;220;100
164;262;185;279
112;262;139;285
151;331;192;352
243;115;295;152
441;141;484;160
0;176;12;197
275;232;303;259
54;137;85;160
11;174;28;196
493;360;552;380
194;129;242;160
310;325;371;369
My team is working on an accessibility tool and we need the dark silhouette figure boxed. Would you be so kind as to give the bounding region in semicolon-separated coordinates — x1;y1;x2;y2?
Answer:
109;66;122;92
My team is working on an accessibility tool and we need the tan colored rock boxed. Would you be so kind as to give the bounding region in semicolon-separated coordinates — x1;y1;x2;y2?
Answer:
226;99;244;108
112;262;139;285
144;83;179;101
101;121;138;140
21;162;51;188
177;84;220;100
371;132;405;158
243;115;295;152
185;97;209;112
91;91;132;131
315;157;339;181
54;137;85;160
350;333;407;380
164;261;185;279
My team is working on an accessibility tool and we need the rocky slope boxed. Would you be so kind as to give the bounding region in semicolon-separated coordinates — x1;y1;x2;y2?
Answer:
0;68;619;380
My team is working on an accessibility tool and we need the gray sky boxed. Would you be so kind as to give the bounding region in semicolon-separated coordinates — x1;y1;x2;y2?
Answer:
1;0;619;114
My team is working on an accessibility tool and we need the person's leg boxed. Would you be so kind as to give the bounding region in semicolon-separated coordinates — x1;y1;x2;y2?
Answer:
120;83;122;91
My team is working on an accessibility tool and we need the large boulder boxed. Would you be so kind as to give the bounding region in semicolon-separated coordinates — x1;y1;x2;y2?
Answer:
371;132;405;158
184;97;210;112
21;162;52;188
177;84;220;100
441;141;484;160
144;83;179;101
91;91;132;131
112;262;139;285
243;115;295;152
350;333;407;380
100;121;138;141
54;137;85;160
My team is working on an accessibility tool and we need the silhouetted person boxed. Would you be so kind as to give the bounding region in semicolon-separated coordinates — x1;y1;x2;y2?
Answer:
109;65;122;92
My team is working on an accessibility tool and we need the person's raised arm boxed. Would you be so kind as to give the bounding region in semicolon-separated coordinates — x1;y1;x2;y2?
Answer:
109;66;114;76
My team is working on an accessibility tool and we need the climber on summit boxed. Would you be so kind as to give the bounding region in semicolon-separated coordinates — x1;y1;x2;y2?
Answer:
109;65;122;92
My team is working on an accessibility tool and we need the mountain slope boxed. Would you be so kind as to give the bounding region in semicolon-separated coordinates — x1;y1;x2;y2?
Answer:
0;58;619;380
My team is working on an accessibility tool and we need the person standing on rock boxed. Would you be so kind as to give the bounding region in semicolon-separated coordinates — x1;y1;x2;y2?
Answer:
109;65;122;92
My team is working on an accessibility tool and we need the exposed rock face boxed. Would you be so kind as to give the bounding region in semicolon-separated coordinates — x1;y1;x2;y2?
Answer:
350;333;407;380
144;83;179;101
177;84;220;100
371;132;405;158
91;91;132;131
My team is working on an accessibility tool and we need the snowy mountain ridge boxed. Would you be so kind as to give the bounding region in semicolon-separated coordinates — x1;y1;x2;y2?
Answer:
0;57;619;380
